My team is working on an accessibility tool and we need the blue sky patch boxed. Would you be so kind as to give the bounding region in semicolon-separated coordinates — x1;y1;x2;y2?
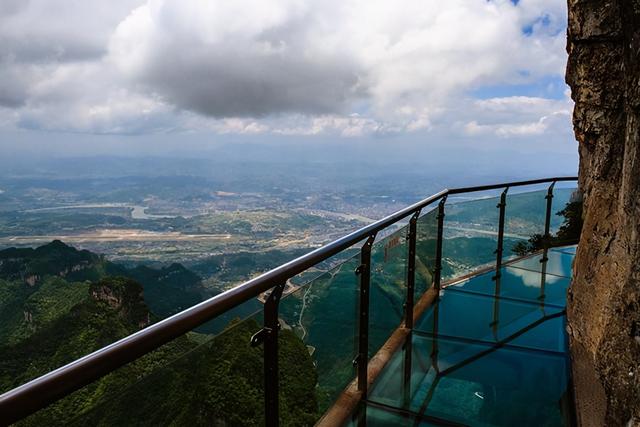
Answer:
470;75;568;100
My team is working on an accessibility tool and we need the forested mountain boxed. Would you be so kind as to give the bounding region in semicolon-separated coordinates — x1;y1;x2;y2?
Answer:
0;241;319;426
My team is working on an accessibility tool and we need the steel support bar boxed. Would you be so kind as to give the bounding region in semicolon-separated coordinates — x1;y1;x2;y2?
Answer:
356;401;367;427
403;211;420;402
263;283;285;427
402;332;413;407
431;198;447;372
356;234;376;396
493;188;509;280
542;182;556;261
434;197;447;292
539;182;555;301
405;210;421;329
431;300;440;374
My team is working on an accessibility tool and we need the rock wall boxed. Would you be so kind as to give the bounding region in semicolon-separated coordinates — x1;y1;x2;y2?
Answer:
565;0;640;425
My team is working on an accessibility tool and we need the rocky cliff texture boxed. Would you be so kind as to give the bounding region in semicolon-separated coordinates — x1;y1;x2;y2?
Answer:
566;0;640;425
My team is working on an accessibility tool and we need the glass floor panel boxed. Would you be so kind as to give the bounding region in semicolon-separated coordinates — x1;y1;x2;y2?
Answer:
357;247;576;426
415;288;566;353
551;246;577;255
344;403;444;427
444;266;571;307
507;250;574;279
367;334;572;427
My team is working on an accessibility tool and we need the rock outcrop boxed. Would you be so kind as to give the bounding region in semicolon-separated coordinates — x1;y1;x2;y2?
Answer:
566;0;640;425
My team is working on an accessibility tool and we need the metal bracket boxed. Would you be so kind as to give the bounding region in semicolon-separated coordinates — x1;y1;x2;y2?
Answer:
436;196;447;220
493;187;509;279
364;234;376;247
352;354;361;368
250;324;281;347
407;210;421;260
354;235;376;275
545;181;556;201
434;196;447;291
542;182;556;248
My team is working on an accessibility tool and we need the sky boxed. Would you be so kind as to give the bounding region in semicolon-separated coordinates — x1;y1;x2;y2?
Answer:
0;0;577;174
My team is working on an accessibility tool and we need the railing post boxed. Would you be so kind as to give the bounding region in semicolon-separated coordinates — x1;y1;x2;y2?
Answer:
431;197;446;375
434;196;447;291
402;331;413;407
539;182;555;301
356;234;376;397
251;282;285;427
431;298;440;374
542;182;556;260
493;187;509;280
405;210;421;329
403;211;419;408
491;188;508;336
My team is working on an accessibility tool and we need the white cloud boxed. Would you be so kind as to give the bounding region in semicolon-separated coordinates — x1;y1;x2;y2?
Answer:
0;0;571;139
461;96;573;138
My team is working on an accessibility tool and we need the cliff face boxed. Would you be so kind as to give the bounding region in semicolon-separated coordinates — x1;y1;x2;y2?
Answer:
566;0;640;425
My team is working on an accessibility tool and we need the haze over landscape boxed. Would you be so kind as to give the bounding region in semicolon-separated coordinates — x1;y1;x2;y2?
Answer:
0;0;578;256
0;0;578;308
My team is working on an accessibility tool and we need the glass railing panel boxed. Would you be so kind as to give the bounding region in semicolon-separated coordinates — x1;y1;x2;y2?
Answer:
368;224;409;357
550;186;577;234
19;298;320;426
0;273;266;395
504;189;547;259
278;253;359;412
442;194;501;281
0;277;197;397
414;288;565;352
550;185;581;248
366;332;438;413
415;207;439;301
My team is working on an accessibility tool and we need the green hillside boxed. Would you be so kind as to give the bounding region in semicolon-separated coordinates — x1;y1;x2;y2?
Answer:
0;244;319;426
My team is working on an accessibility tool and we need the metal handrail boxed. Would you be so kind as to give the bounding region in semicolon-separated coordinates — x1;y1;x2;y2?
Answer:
0;176;577;424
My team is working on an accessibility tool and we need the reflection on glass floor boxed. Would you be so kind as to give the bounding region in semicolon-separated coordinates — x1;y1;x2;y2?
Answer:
352;246;576;427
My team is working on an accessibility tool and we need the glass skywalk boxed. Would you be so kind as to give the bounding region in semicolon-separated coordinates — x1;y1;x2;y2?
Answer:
0;180;580;427
354;246;576;427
